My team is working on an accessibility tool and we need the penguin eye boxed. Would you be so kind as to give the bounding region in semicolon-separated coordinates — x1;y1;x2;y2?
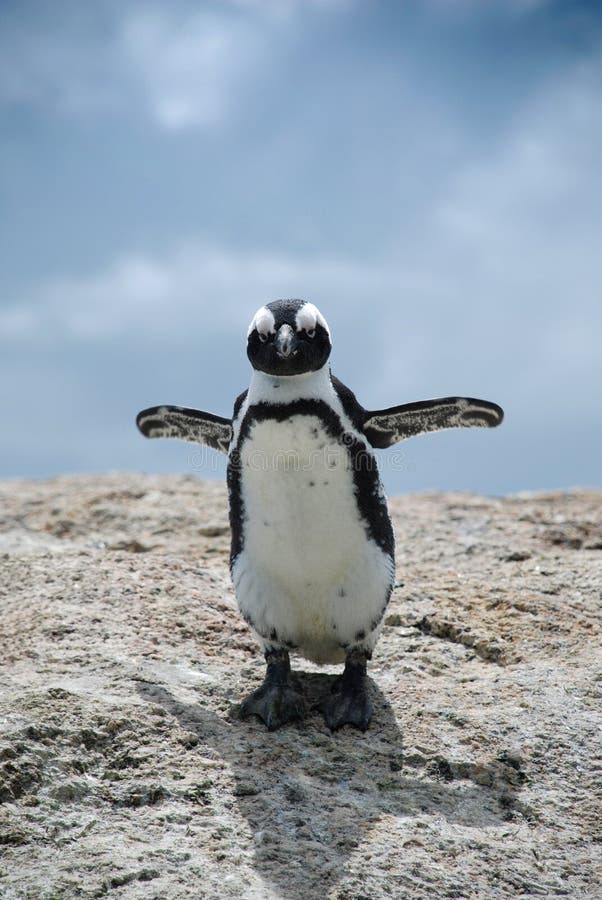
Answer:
305;328;316;339
257;331;269;343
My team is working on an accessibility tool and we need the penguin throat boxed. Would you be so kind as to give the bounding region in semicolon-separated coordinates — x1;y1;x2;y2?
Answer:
247;364;332;405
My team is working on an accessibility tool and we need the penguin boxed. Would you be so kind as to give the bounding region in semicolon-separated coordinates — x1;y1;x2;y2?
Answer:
136;298;503;731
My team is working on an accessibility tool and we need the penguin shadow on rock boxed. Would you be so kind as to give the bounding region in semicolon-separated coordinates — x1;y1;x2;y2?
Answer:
136;674;522;900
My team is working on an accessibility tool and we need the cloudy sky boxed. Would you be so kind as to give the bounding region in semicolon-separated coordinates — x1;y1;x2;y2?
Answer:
1;0;600;495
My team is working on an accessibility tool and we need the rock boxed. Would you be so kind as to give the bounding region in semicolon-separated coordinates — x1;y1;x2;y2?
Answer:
501;550;532;562
106;539;154;553
0;474;601;898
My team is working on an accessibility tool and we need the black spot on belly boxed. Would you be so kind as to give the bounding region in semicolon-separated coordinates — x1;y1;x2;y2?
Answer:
338;587;347;597
263;520;270;526
355;629;366;641
308;480;315;487
323;480;329;486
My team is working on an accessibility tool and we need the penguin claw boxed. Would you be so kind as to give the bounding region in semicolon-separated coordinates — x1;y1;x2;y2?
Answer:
240;682;305;730
322;682;372;732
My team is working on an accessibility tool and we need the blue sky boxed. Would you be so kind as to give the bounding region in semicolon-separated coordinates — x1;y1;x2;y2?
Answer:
1;0;601;494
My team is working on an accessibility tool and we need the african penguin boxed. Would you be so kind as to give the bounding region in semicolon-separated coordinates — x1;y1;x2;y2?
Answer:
136;298;504;731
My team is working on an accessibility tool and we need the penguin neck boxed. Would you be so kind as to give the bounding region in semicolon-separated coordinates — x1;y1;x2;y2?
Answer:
248;364;333;406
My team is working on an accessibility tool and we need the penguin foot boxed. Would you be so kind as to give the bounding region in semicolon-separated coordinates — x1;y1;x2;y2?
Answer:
240;681;305;730
323;681;372;731
323;648;372;732
240;648;305;730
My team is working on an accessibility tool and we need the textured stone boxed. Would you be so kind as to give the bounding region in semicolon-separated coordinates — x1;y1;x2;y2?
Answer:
0;474;601;899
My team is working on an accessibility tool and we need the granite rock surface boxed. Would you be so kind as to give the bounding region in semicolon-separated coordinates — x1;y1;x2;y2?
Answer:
0;474;601;899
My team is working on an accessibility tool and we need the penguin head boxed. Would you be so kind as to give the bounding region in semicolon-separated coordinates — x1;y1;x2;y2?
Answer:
246;299;332;376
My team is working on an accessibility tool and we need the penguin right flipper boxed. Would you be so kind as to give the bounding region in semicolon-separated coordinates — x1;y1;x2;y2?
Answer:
363;397;504;448
136;405;232;453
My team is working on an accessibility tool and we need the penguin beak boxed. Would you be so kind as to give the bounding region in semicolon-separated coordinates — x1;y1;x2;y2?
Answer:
274;324;299;359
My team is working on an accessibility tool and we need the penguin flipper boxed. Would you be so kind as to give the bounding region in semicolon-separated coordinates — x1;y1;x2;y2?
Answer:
363;397;504;449
136;405;232;453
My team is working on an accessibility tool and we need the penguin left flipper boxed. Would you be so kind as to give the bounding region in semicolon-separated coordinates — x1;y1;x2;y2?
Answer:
136;405;232;453
362;396;504;449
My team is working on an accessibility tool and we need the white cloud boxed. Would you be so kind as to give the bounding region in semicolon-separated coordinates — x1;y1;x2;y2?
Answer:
119;1;355;130
0;1;350;129
119;9;264;130
4;46;601;404
2;23;600;424
1;242;379;341
434;58;602;238
0;7;259;127
393;54;602;389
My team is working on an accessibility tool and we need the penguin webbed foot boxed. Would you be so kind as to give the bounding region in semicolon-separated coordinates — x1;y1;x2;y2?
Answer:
323;649;372;732
240;648;305;731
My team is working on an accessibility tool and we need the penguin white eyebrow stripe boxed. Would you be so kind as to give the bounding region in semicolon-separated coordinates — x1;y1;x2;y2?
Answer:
136;405;232;453
248;306;276;338
363;396;504;448
295;302;330;337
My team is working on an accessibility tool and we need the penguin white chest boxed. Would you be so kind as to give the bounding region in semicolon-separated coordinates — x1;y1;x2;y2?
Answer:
240;414;359;577
231;413;394;663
